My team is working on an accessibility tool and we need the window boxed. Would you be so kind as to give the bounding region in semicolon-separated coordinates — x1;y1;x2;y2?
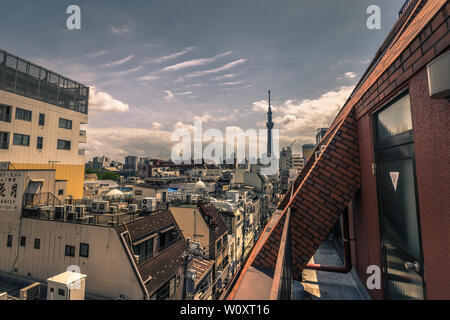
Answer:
58;189;64;195
38;113;45;126
133;238;154;264
0;132;9;149
58;289;65;296
80;243;89;258
34;238;40;249
15;108;32;121
37;137;43;150
13;134;30;146
59;118;72;130
65;245;75;257
150;276;176;300
135;190;143;196
7;235;12;248
375;94;413;143
0;104;12;122
20;236;26;247
57;139;71;150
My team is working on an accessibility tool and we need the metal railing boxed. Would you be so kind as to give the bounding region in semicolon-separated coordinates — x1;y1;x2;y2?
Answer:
269;207;293;300
23;192;61;207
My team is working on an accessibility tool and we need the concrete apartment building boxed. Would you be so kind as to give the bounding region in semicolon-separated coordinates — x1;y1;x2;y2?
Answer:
224;0;449;300
0;50;88;199
0;167;187;300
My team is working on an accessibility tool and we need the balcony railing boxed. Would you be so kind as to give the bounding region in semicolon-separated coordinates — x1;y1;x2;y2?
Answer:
23;192;61;208
79;130;87;143
269;207;292;300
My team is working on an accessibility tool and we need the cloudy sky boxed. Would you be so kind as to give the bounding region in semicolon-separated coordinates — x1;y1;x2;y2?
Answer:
1;0;406;161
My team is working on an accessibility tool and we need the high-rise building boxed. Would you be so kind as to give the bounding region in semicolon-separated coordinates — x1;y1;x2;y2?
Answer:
279;147;293;172
124;155;138;173
0;50;89;198
302;143;315;161
316;128;328;145
266;91;274;157
292;154;305;171
93;156;110;170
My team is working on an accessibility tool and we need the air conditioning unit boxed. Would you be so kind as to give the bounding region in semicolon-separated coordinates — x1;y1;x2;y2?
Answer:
54;206;66;221
110;206;118;214
128;204;138;212
139;197;156;212
74;205;86;219
92;201;109;214
427;50;450;99
65;205;74;213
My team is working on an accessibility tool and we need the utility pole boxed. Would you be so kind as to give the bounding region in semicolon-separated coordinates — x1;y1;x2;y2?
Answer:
181;237;191;300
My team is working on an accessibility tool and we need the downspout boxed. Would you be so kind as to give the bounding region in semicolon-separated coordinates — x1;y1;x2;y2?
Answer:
119;231;150;300
304;207;352;273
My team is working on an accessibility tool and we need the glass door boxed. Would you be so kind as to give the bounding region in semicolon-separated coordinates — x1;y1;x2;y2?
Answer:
374;93;425;300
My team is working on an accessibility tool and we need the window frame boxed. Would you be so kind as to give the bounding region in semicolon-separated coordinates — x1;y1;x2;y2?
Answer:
15;108;32;122
0;104;12;123
13;133;30;146
20;236;26;247
0;131;9;149
7;235;13;248
65;245;75;257
59;118;73;130
38;113;45;126
34;238;40;249
57;139;71;150
79;243;89;258
37;136;43;150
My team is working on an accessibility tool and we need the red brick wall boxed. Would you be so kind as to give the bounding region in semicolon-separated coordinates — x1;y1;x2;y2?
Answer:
409;68;450;299
253;110;361;280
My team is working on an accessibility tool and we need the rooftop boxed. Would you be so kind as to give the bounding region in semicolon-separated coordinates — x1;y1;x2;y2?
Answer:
0;50;89;114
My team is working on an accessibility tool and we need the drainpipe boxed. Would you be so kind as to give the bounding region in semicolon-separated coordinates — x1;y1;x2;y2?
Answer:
304;208;352;273
119;231;150;300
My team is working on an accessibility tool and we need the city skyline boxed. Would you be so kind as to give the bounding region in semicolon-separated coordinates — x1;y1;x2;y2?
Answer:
1;0;405;159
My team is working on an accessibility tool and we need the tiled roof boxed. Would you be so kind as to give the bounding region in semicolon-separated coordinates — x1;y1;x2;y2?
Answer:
198;202;228;238
191;257;214;285
116;211;186;295
225;0;449;299
140;240;185;294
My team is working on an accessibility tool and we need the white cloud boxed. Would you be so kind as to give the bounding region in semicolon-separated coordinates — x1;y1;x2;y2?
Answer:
112;66;142;76
103;55;134;68
89;86;130;113
111;25;131;35
219;81;242;86
152;122;163;130
152;47;196;64
138;75;158;81
250;86;354;151
345;72;356;79
211;73;238;81
161;51;233;72
86;50;110;58
164;90;192;100
251;100;280;112
85;126;174;160
186;59;246;78
164;90;175;101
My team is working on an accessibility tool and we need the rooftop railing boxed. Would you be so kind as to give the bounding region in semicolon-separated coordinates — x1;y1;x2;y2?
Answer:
0;50;89;114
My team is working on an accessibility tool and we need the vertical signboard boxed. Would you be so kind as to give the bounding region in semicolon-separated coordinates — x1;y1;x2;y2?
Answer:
0;171;24;212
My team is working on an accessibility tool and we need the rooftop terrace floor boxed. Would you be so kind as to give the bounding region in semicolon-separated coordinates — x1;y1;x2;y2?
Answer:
302;240;369;300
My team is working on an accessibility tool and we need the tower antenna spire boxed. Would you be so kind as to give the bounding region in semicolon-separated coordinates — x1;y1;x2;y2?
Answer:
266;90;274;157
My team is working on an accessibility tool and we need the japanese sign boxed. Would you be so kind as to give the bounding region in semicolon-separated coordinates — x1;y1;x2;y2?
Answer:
0;171;24;212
